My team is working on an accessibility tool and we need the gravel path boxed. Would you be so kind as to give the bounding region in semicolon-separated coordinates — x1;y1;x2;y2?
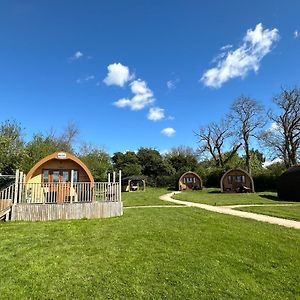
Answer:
160;192;300;230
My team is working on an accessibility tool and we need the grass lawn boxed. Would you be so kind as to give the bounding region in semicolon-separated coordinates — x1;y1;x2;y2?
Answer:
122;187;174;207
173;188;298;206
236;205;300;221
0;189;300;299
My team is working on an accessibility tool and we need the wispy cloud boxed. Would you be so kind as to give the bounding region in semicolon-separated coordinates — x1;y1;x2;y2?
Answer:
103;63;133;87
69;51;83;62
147;107;165;121
114;79;154;110
76;75;95;84
161;127;176;137
294;30;299;39
166;76;180;90
201;23;280;88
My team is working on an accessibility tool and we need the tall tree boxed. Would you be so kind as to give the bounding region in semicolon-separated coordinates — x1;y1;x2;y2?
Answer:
112;151;142;177
230;96;265;174
79;143;112;181
196;119;242;168
0;120;25;174
261;87;300;168
164;146;198;172
22;124;79;173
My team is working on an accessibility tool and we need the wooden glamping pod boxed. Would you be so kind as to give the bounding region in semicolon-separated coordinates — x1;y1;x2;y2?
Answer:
277;165;300;201
220;169;254;193
178;171;202;191
0;152;123;221
26;151;95;203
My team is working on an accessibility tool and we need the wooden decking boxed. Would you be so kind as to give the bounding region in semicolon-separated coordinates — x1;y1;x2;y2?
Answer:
11;201;123;221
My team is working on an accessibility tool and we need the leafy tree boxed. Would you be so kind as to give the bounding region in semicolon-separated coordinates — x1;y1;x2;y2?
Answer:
0;120;25;174
22;134;61;172
112;151;142;177
164;146;198;173
22;124;78;173
137;148;172;186
79;143;111;181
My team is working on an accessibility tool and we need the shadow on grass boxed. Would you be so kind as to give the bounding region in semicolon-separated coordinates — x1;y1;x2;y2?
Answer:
259;194;281;201
208;190;221;194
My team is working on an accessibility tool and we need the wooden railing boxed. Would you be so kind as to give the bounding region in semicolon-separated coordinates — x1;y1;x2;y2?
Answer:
0;184;14;217
18;182;121;204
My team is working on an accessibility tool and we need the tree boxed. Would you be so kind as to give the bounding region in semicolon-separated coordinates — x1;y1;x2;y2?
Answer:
112;151;142;177
261;87;300;168
0;120;25;174
22;124;79;173
79;143;112;181
164;146;198;172
230;96;265;174
137;148;172;185
196;119;242;168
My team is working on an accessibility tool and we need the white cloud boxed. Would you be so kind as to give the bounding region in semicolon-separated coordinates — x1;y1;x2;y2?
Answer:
167;77;180;90
201;23;280;88
76;75;95;84
69;51;83;61
103;63;132;87
161;127;176;137
167;80;176;89
113;79;154;110
294;30;299;39
263;157;282;168
220;44;233;51
147;107;165;121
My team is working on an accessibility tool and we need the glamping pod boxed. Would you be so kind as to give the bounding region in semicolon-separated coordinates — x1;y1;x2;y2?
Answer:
26;151;94;185
178;171;202;191
0;152;123;221
220;169;254;193
26;151;94;204
277;166;300;201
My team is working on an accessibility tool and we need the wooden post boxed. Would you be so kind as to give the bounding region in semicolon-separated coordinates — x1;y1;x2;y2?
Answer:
119;170;122;202
113;172;116;183
18;171;23;203
70;170;74;203
108;173;111;183
13;169;20;204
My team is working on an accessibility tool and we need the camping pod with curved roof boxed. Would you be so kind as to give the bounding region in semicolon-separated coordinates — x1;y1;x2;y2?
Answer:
26;151;94;184
220;168;254;193
178;171;202;191
277;165;300;201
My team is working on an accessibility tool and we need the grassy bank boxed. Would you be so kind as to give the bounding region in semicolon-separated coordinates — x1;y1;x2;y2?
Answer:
173;188;298;206
236;205;300;221
0;188;299;299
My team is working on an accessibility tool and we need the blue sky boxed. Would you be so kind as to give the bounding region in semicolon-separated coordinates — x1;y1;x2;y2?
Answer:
0;1;299;155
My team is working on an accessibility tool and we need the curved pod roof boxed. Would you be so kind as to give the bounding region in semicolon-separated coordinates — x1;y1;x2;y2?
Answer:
26;152;94;183
220;168;254;192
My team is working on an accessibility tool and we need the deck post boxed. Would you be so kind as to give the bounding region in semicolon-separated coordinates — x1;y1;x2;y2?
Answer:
70;170;74;203
113;171;116;183
119;170;122;202
18;171;24;203
13;169;20;204
108;173;111;183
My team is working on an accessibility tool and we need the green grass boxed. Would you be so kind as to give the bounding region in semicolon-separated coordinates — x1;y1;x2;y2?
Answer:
122;187;174;207
0;188;300;299
236;205;300;221
0;208;299;299
173;188;298;206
